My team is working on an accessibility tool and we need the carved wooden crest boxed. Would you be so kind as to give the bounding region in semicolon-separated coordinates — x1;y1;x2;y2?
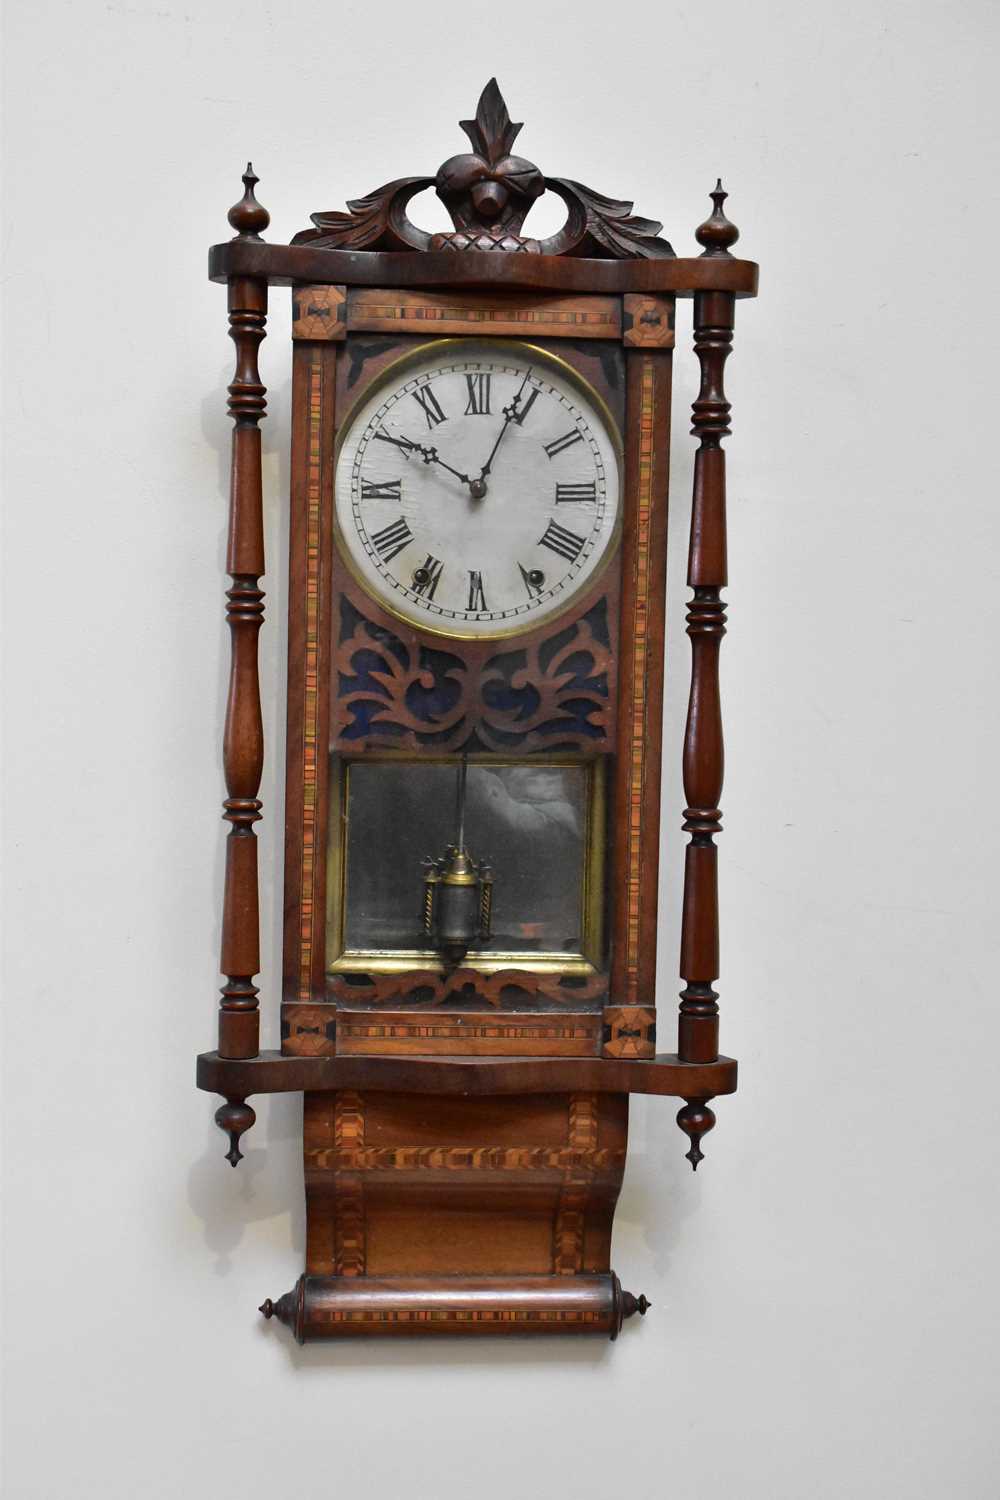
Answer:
293;79;674;259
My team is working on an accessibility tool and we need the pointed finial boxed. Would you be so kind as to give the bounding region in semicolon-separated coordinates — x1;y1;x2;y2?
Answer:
259;1286;300;1338
695;178;739;257
621;1290;651;1319
228;161;270;241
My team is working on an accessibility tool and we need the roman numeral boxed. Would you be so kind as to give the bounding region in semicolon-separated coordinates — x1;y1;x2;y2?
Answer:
373;427;413;459
512;386;540;426
464;373;492;415
555;482;597;504
543;427;584;459
538;519;586;563
413;555;444;600
370;517;413;562
518;563;544;599
467;571;487;611
361;479;402;500
411;383;446;429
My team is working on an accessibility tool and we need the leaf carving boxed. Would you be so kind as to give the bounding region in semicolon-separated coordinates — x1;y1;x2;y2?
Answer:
541;178;675;259
293;176;433;251
459;76;523;165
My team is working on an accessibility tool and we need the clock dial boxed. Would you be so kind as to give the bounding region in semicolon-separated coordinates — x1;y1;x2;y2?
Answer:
334;342;621;638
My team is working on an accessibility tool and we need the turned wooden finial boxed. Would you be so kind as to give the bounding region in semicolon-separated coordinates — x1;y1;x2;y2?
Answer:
695;179;739;257
676;1098;717;1169
215;1096;256;1166
228;161;270;241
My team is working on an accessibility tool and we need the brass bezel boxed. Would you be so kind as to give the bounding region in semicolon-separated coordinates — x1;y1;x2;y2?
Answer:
332;337;624;642
326;751;607;976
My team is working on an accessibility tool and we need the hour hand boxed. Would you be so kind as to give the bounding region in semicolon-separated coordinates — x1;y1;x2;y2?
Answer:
398;434;472;490
373;427;421;459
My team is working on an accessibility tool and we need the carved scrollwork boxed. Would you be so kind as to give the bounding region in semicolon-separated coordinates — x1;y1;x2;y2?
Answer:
332;594;613;752
294;80;673;260
334;596;466;745
478;600;612;749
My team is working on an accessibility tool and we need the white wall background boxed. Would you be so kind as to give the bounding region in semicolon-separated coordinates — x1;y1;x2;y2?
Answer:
3;1;999;1495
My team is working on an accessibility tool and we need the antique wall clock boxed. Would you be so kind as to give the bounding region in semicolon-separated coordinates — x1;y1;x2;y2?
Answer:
197;80;759;1342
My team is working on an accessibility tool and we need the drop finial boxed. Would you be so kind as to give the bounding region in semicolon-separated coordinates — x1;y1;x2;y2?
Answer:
676;1097;717;1169
228;162;270;241
214;1096;256;1166
695;179;739;257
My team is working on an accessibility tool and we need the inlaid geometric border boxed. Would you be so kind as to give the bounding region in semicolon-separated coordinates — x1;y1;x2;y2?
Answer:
333;1091;366;1276
312;1307;603;1329
553;1092;599;1274
622;357;657;1002
298;347;324;1002
335;1011;601;1057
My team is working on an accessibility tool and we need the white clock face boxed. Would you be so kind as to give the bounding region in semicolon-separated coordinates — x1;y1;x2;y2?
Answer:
334;341;621;638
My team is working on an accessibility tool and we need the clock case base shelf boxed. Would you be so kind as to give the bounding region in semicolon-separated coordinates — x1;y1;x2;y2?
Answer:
197;1049;737;1099
199;1057;726;1344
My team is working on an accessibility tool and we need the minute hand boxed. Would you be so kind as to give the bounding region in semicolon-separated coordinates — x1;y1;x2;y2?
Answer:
476;370;533;482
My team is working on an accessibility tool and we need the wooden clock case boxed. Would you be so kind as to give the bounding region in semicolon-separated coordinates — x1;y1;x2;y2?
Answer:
196;81;758;1342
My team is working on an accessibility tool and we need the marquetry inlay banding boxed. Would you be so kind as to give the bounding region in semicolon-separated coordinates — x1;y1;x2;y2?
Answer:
313;1307;603;1328
346;287;622;340
335;1011;602;1057
622;357;657;1002
297;348;324;1002
333;1090;366;1276
553;1093;599;1275
305;1144;625;1173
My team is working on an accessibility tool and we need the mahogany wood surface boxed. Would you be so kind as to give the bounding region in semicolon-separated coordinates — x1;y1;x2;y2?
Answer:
196;1048;737;1098
279;326;625;1033
261;1272;645;1341
674;187;741;1168
303;1090;626;1277
209;239;759;296
217;238;267;1060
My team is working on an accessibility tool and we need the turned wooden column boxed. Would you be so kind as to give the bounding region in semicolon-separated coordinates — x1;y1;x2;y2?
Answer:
676;184;739;1167
217;166;269;1080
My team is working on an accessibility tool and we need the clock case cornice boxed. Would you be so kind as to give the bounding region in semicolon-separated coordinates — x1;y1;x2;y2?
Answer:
209;239;758;296
209;79;758;296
